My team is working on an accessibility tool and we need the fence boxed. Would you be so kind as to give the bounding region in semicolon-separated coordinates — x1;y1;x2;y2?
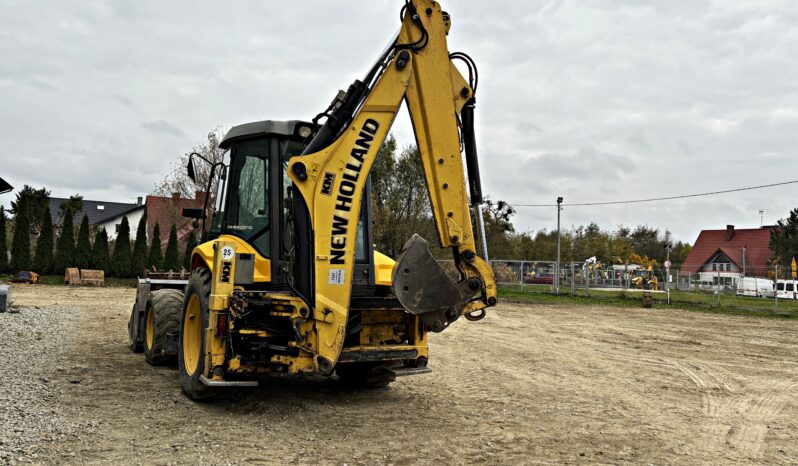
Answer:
439;259;798;316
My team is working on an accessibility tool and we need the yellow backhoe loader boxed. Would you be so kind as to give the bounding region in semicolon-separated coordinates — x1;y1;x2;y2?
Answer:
128;0;496;399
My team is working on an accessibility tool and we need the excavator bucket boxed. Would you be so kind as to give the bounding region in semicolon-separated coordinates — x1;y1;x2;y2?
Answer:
392;235;472;332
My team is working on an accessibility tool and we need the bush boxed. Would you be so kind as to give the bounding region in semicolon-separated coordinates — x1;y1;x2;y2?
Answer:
10;205;31;272
75;214;91;269
111;216;132;277
163;225;180;272
54;207;76;273
131;214;148;277
33;205;55;274
148;223;163;271
0;206;9;273
91;228;110;272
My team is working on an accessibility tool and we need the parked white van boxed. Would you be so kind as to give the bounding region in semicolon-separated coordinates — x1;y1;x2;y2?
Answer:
736;277;774;298
775;280;797;300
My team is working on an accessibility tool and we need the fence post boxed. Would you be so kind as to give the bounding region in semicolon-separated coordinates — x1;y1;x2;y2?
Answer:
716;269;721;307
774;265;778;311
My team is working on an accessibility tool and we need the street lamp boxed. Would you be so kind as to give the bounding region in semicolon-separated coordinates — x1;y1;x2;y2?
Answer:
555;197;563;294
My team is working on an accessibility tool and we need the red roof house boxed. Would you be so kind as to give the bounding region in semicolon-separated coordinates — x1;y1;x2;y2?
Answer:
145;192;205;244
681;225;774;278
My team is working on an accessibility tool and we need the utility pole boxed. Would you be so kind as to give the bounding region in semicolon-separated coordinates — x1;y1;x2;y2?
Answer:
664;242;672;292
555;197;563;294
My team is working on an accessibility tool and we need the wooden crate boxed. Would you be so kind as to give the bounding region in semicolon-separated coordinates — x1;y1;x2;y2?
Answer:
80;269;105;287
64;268;81;285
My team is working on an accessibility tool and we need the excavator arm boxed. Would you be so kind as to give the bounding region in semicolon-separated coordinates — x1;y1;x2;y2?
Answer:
287;0;497;370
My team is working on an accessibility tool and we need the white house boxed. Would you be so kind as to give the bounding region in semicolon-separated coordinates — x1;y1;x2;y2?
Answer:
48;197;145;240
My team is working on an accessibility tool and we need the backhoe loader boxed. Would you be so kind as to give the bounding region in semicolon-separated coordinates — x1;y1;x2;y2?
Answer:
128;0;497;399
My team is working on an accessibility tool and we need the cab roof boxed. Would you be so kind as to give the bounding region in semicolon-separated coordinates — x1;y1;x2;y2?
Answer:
219;120;315;149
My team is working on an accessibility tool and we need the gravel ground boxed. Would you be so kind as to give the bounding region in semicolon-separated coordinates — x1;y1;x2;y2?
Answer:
2;284;797;464
0;297;98;464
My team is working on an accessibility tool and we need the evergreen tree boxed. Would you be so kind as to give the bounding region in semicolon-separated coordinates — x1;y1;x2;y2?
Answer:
163;225;180;271
91;228;110;272
33;204;55;274
10;205;31;272
148;223;163;270
111;216;132;277
0;207;8;273
183;231;197;270
54;207;76;273
75;214;91;269
131;214;148;276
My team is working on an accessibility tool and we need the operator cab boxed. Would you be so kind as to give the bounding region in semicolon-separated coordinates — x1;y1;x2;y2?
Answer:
208;120;375;293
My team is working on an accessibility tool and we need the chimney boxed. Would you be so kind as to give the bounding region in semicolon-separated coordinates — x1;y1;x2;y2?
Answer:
725;224;735;241
172;192;181;202
195;191;205;200
136;196;143;206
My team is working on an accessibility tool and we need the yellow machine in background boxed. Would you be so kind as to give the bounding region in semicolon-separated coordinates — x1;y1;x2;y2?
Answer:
128;0;497;399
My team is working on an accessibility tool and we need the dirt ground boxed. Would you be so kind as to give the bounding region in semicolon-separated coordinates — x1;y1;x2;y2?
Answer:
5;284;798;465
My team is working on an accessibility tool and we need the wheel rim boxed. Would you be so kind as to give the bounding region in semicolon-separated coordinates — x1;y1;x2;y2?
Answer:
145;306;154;349
183;294;202;376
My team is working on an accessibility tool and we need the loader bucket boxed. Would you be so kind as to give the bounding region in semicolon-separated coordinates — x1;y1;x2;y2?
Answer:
392;235;472;332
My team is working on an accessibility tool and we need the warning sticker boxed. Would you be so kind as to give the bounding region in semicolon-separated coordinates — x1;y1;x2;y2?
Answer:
328;269;346;285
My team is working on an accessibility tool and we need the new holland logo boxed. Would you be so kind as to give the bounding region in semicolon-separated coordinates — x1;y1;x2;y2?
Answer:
321;172;335;196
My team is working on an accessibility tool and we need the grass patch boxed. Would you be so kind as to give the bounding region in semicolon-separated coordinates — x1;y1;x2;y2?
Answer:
498;284;798;319
0;274;137;288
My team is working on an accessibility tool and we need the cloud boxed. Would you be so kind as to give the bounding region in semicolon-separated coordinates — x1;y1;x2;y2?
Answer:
0;0;796;244
141;120;186;138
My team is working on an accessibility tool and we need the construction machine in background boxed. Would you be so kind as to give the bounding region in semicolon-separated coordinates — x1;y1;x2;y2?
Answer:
128;0;497;399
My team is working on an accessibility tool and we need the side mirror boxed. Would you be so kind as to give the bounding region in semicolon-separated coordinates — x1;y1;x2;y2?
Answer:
0;176;12;195
182;208;204;219
187;156;196;182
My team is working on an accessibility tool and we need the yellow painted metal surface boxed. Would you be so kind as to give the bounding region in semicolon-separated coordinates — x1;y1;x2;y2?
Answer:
191;234;271;283
373;251;395;286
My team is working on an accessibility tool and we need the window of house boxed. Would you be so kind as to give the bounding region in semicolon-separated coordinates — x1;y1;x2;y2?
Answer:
115;224;121;233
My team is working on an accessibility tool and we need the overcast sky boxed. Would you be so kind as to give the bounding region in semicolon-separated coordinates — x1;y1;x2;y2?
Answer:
1;1;796;243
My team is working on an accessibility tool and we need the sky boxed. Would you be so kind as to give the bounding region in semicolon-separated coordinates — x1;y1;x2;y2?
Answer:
1;0;796;243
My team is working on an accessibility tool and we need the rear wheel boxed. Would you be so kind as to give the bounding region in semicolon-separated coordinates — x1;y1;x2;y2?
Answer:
178;268;216;400
144;289;183;365
335;362;397;389
127;304;143;353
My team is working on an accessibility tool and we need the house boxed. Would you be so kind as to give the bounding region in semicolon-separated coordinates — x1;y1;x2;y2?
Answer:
145;192;205;244
48;197;145;240
680;225;774;286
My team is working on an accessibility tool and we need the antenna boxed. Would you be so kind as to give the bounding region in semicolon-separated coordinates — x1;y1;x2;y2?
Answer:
759;209;764;228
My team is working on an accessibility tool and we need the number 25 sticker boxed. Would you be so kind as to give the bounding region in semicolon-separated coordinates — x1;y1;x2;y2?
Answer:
221;246;234;259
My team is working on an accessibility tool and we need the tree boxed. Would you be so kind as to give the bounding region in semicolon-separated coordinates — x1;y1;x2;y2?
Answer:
183;231;197;270
75;215;91;269
370;139;437;258
163;225;180;271
33;204;55;274
111;216;132;277
0;207;8;273
131;214;148;276
148;223;163;270
91;228;110;272
57;194;84;225
10;205;31;272
770;208;798;267
155;129;224;213
482;199;517;259
10;185;50;233
54;207;76;273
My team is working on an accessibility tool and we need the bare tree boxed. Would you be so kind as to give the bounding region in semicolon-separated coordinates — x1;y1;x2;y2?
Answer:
154;129;226;201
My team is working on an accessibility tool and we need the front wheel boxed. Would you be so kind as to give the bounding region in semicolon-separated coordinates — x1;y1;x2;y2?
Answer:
178;268;217;400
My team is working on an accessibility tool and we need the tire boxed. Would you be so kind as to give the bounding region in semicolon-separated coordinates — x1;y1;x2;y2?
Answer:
178;268;217;400
335;362;397;389
144;289;183;366
128;304;143;353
